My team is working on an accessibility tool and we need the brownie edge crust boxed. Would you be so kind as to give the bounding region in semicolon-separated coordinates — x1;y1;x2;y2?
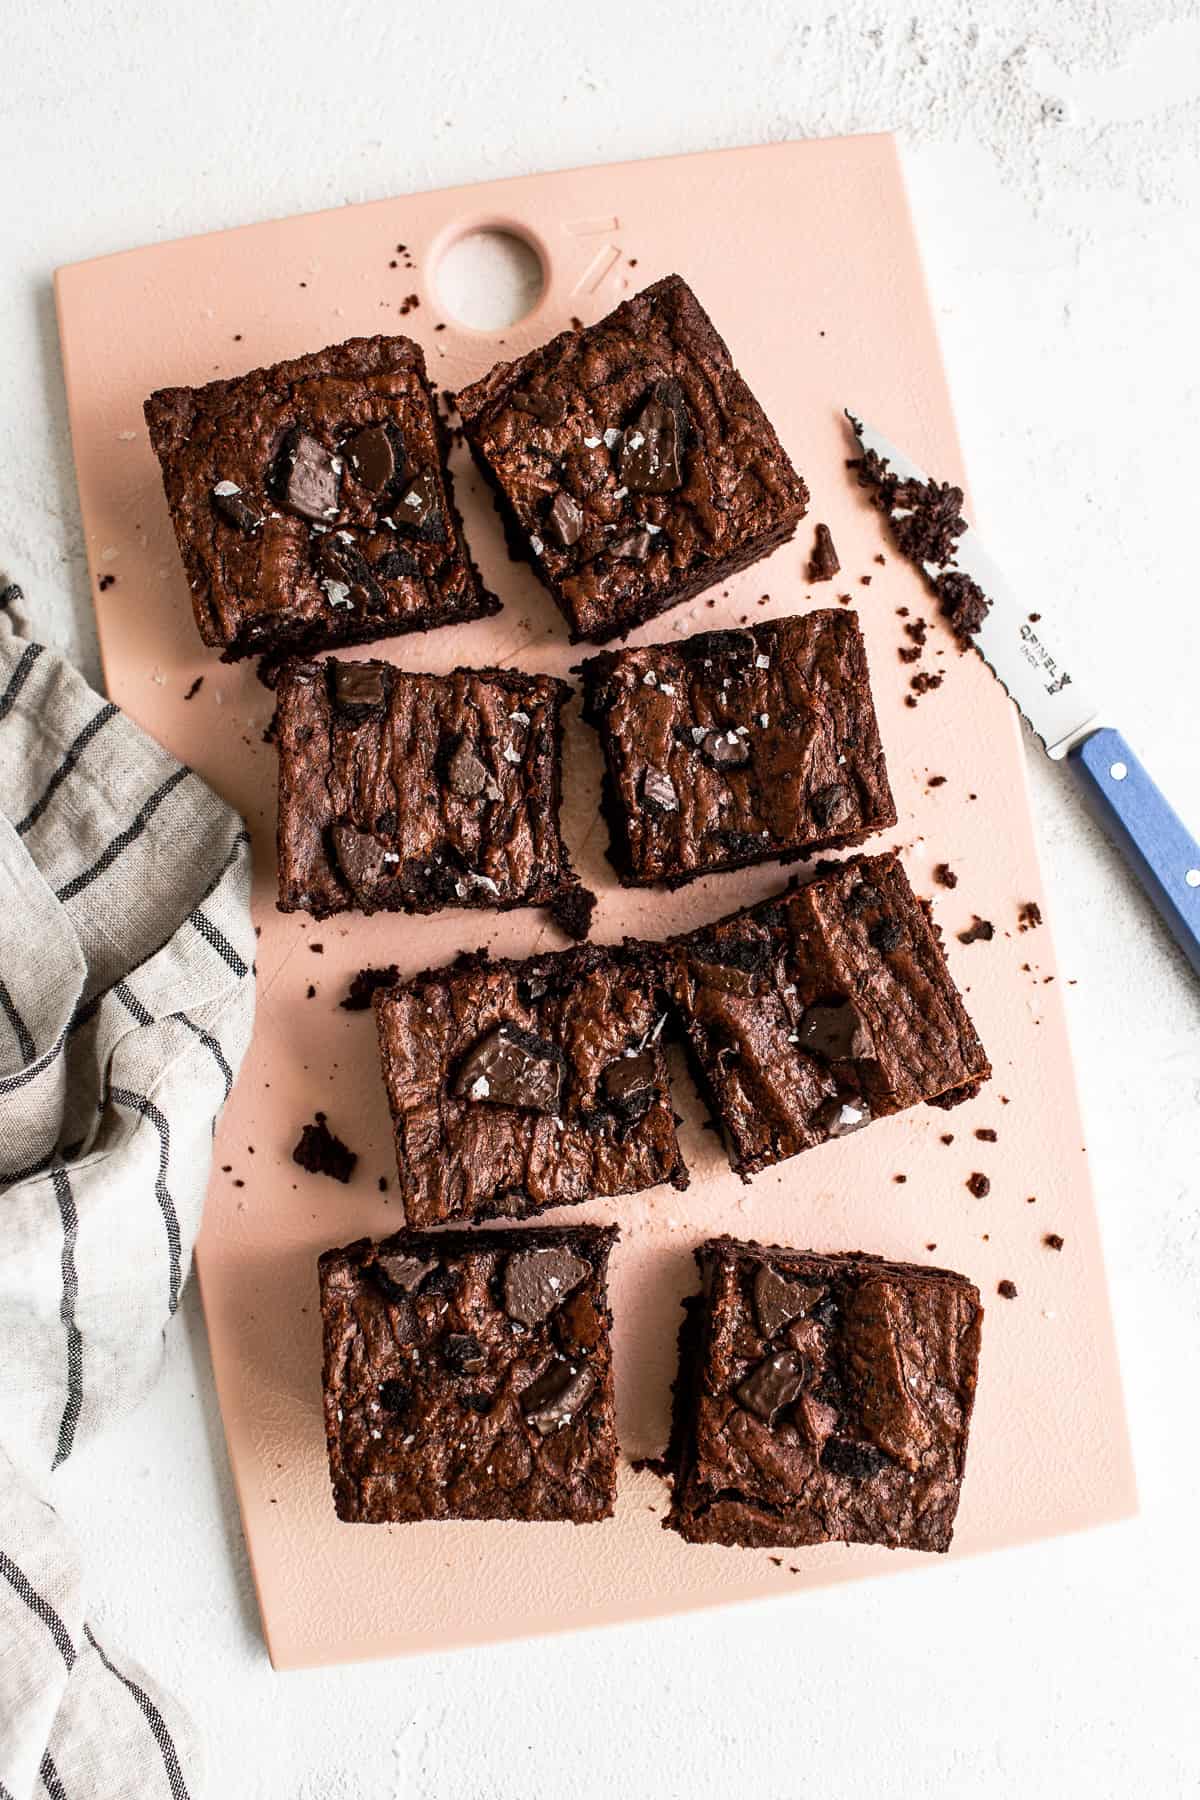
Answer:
663;1237;983;1552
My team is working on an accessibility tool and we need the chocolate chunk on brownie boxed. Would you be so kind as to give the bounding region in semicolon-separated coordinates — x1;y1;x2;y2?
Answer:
580;610;895;887
661;1236;983;1551
663;852;990;1178
373;944;687;1227
319;1223;619;1523
144;335;498;661
274;657;593;931
456;276;808;644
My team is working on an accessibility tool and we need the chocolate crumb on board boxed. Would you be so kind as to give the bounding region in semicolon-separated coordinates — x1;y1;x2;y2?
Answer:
630;1455;671;1479
98;574;116;591
1044;1233;1065;1251
997;1279;1018;1299
957;916;994;945
860;574;871;585
940;1133;954;1145
808;523;841;582
306;984;316;999
975;1127;997;1143
340;964;401;1011
966;1172;991;1198
378;1176;389;1193
928;773;947;787
926;1242;937;1251
309;942;324;955
293;1112;357;1183
183;676;204;700
1018;901;1043;932
934;862;958;889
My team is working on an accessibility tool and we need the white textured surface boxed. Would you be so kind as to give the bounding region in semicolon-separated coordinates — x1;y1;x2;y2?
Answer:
4;2;1199;1795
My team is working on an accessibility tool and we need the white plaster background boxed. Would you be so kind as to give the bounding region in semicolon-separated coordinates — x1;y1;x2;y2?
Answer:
4;2;1200;1795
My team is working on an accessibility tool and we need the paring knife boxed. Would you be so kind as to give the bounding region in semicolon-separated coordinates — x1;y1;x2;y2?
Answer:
847;412;1200;978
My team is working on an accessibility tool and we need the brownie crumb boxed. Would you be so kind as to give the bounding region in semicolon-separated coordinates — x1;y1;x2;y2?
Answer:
910;670;943;697
378;1176;390;1193
974;1127;998;1143
894;1173;907;1184
935;570;990;644
860;574;872;585
183;676;204;701
98;573;117;592
808;523;840;582
769;1556;784;1567
898;645;922;664
940;1133;954;1145
549;884;597;942
966;1172;991;1198
398;293;420;316
836;591;853;605
306;984;316;999
293;1112;357;1183
934;862;958;889
309;942;324;955
340;964;401;1011
957;916;994;945
927;774;947;788
1018;901;1043;932
925;1242;937;1251
630;1455;670;1479
997;1278;1018;1299
1044;1233;1064;1251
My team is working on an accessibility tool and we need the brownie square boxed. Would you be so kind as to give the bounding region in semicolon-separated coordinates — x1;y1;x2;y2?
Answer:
663;1236;983;1551
274;656;593;934
456;276;808;644
580;609;896;887
664;852;990;1178
144;335;498;662
320;1223;619;1523
374;944;688;1228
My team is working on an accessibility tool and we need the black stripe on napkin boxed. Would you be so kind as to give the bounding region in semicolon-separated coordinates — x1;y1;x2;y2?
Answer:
55;766;191;904
84;1626;191;1800
109;1088;183;1313
50;1167;84;1469
0;1547;76;1666
0;641;43;721
16;701;119;836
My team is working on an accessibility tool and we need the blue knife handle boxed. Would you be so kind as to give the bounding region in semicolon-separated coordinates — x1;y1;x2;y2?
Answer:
1068;727;1200;978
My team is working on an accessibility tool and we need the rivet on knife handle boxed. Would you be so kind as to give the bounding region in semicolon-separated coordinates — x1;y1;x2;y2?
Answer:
1068;728;1200;978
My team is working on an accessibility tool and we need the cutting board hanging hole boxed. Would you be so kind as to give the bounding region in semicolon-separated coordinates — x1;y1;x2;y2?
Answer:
435;227;545;330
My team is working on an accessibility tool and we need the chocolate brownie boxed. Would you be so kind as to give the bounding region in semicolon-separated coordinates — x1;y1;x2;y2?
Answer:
274;657;593;933
319;1223;618;1523
374;944;687;1228
663;852;990;1178
456;276;808;643
579;610;895;887
144;335;498;662
662;1236;982;1551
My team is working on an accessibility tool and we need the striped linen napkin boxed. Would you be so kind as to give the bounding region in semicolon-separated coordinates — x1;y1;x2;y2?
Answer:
0;578;254;1800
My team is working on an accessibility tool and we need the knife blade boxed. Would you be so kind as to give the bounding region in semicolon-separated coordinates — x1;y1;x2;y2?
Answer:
846;411;1200;978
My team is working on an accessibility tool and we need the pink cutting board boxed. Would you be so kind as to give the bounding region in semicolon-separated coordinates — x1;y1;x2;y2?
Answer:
55;137;1136;1671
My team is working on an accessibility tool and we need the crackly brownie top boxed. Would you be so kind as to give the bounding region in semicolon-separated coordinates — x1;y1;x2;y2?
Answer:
456;277;808;639
674;1236;981;1546
666;853;990;1174
375;945;687;1227
581;610;895;882
144;335;492;655
320;1224;618;1522
275;658;577;918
